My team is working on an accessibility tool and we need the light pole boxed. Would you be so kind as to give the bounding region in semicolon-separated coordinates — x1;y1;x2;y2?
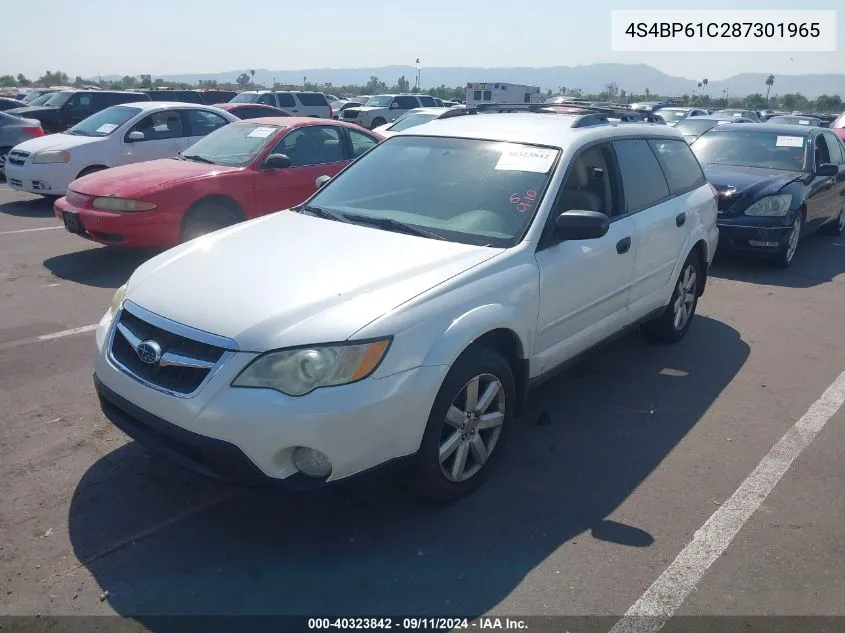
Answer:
415;58;420;92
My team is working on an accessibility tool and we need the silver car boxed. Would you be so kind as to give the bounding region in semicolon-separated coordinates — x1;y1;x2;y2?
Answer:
0;111;44;178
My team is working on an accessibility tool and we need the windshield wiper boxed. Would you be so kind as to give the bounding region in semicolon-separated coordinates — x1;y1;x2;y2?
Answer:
298;204;347;222
340;213;449;241
66;129;91;136
178;153;215;164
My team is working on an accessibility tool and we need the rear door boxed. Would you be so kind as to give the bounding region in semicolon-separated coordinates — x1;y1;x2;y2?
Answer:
253;125;349;215
614;138;694;319
821;131;845;224
276;93;298;113
64;93;97;127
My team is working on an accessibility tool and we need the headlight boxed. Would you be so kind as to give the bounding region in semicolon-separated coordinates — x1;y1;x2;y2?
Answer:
32;150;70;164
93;197;157;212
743;194;793;217
109;284;127;319
232;339;391;396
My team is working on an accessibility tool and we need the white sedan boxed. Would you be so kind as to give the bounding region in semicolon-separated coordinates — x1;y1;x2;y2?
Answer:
4;102;239;197
373;107;464;137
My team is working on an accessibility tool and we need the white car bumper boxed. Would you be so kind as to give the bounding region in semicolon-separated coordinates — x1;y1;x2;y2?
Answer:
93;311;448;487
4;160;78;196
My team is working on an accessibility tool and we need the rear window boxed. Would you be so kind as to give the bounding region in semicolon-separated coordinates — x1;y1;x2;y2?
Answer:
648;139;706;195
418;96;437;107
295;93;328;106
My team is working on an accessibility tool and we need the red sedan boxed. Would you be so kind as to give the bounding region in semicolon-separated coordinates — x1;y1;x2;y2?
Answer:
55;117;383;247
213;102;293;119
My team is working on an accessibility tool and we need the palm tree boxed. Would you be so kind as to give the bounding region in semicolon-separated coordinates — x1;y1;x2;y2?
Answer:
249;69;255;86
702;78;709;95
765;74;775;102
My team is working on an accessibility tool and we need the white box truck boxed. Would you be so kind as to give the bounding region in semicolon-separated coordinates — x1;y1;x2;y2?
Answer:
466;83;542;108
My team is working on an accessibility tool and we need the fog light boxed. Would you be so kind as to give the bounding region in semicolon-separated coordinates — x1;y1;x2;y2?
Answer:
749;240;779;247
292;447;332;478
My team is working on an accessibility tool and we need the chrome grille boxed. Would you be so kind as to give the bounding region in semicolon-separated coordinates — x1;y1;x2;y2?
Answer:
8;150;30;167
108;302;236;397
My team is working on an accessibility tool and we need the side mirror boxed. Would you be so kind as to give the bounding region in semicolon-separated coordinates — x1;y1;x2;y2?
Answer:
315;175;331;189
554;210;610;241
127;131;145;142
263;153;292;169
817;163;839;177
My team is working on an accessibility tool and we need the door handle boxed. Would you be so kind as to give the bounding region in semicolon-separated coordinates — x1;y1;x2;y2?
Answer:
676;212;687;227
616;236;631;254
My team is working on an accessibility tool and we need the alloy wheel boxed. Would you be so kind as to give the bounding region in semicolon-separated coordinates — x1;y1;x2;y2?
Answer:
673;264;697;331
438;373;505;482
785;213;802;263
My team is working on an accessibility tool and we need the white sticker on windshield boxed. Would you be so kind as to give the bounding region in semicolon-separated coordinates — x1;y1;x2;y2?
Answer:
495;146;556;173
247;126;276;138
798;119;810;125
96;123;118;133
776;135;804;147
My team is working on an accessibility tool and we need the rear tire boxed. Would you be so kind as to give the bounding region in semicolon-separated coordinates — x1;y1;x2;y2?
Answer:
180;201;241;242
0;146;10;179
643;250;701;344
371;117;386;129
408;346;515;503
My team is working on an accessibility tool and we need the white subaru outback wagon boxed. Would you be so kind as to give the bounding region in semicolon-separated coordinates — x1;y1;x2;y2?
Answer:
94;110;719;502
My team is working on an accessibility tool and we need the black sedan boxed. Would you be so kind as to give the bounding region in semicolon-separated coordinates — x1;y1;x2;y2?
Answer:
676;116;753;144
0;97;27;112
691;123;845;267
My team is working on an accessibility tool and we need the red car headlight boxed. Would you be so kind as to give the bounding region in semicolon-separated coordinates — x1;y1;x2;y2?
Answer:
92;197;157;212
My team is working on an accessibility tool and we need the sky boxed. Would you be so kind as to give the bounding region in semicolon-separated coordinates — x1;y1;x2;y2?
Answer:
1;0;842;81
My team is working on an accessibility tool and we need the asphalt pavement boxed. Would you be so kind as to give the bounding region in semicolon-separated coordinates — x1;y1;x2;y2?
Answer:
1;185;843;631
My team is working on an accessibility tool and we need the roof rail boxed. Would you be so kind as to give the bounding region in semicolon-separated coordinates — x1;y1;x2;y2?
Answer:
470;102;662;124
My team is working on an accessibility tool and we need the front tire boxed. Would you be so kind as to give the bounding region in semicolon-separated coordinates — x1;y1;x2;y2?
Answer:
643;250;701;344
409;347;515;502
772;210;803;268
180;202;240;242
0;146;10;179
370;117;386;129
77;165;107;179
822;206;845;237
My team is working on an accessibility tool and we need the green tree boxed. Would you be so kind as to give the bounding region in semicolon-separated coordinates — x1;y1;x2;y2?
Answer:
16;73;30;86
139;74;152;87
236;72;251;87
198;79;219;88
37;70;69;86
366;75;387;94
396;75;410;93
745;93;767;109
0;74;16;87
764;74;775;102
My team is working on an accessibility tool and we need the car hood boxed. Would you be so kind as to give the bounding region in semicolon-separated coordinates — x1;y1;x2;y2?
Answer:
125;211;503;351
70;158;239;197
702;164;802;196
5;106;57;117
12;132;101;154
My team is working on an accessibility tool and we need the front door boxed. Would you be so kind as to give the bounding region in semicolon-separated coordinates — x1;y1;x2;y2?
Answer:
121;110;190;164
805;133;837;231
253;125;349;215
533;142;636;376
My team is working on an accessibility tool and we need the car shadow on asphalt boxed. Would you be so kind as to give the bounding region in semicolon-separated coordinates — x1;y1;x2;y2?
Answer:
0;196;56;218
43;247;161;289
67;316;748;622
709;233;845;288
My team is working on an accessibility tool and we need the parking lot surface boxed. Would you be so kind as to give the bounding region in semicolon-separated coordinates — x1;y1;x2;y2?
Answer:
1;185;844;627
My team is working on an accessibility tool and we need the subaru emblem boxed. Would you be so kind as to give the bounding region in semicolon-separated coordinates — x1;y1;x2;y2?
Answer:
136;340;163;365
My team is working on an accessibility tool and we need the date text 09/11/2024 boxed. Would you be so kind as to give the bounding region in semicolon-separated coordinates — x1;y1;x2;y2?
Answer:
307;617;529;630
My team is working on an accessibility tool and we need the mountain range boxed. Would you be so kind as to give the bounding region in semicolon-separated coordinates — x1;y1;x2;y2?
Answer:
91;63;845;98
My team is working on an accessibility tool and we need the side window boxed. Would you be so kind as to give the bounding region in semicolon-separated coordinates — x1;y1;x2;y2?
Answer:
129;111;184;141
524;92;531;103
815;134;832;166
418;95;436;107
240;107;282;119
822;133;844;164
295;93;328;106
473;90;481;101
648;139;706;195
349;129;378;158
71;93;94;109
272;126;345;166
556;143;616;216
276;93;297;108
613;139;671;213
258;94;276;106
395;96;419;109
483;90;492;101
187;110;229;136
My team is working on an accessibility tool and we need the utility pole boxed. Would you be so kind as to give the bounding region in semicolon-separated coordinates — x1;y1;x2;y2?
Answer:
415;58;420;91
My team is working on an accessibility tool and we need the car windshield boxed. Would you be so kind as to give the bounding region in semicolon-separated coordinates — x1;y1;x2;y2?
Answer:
658;109;688;122
28;94;53;106
388;112;439;131
692;130;808;172
365;96;393;107
306;136;559;247
230;93;261;104
68;106;141;137
44;91;74;107
24;90;48;102
180;121;281;166
767;116;819;126
676;119;718;136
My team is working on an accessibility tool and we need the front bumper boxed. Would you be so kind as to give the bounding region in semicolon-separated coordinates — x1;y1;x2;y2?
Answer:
54;197;179;247
716;216;793;252
4;161;76;196
94;316;448;487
